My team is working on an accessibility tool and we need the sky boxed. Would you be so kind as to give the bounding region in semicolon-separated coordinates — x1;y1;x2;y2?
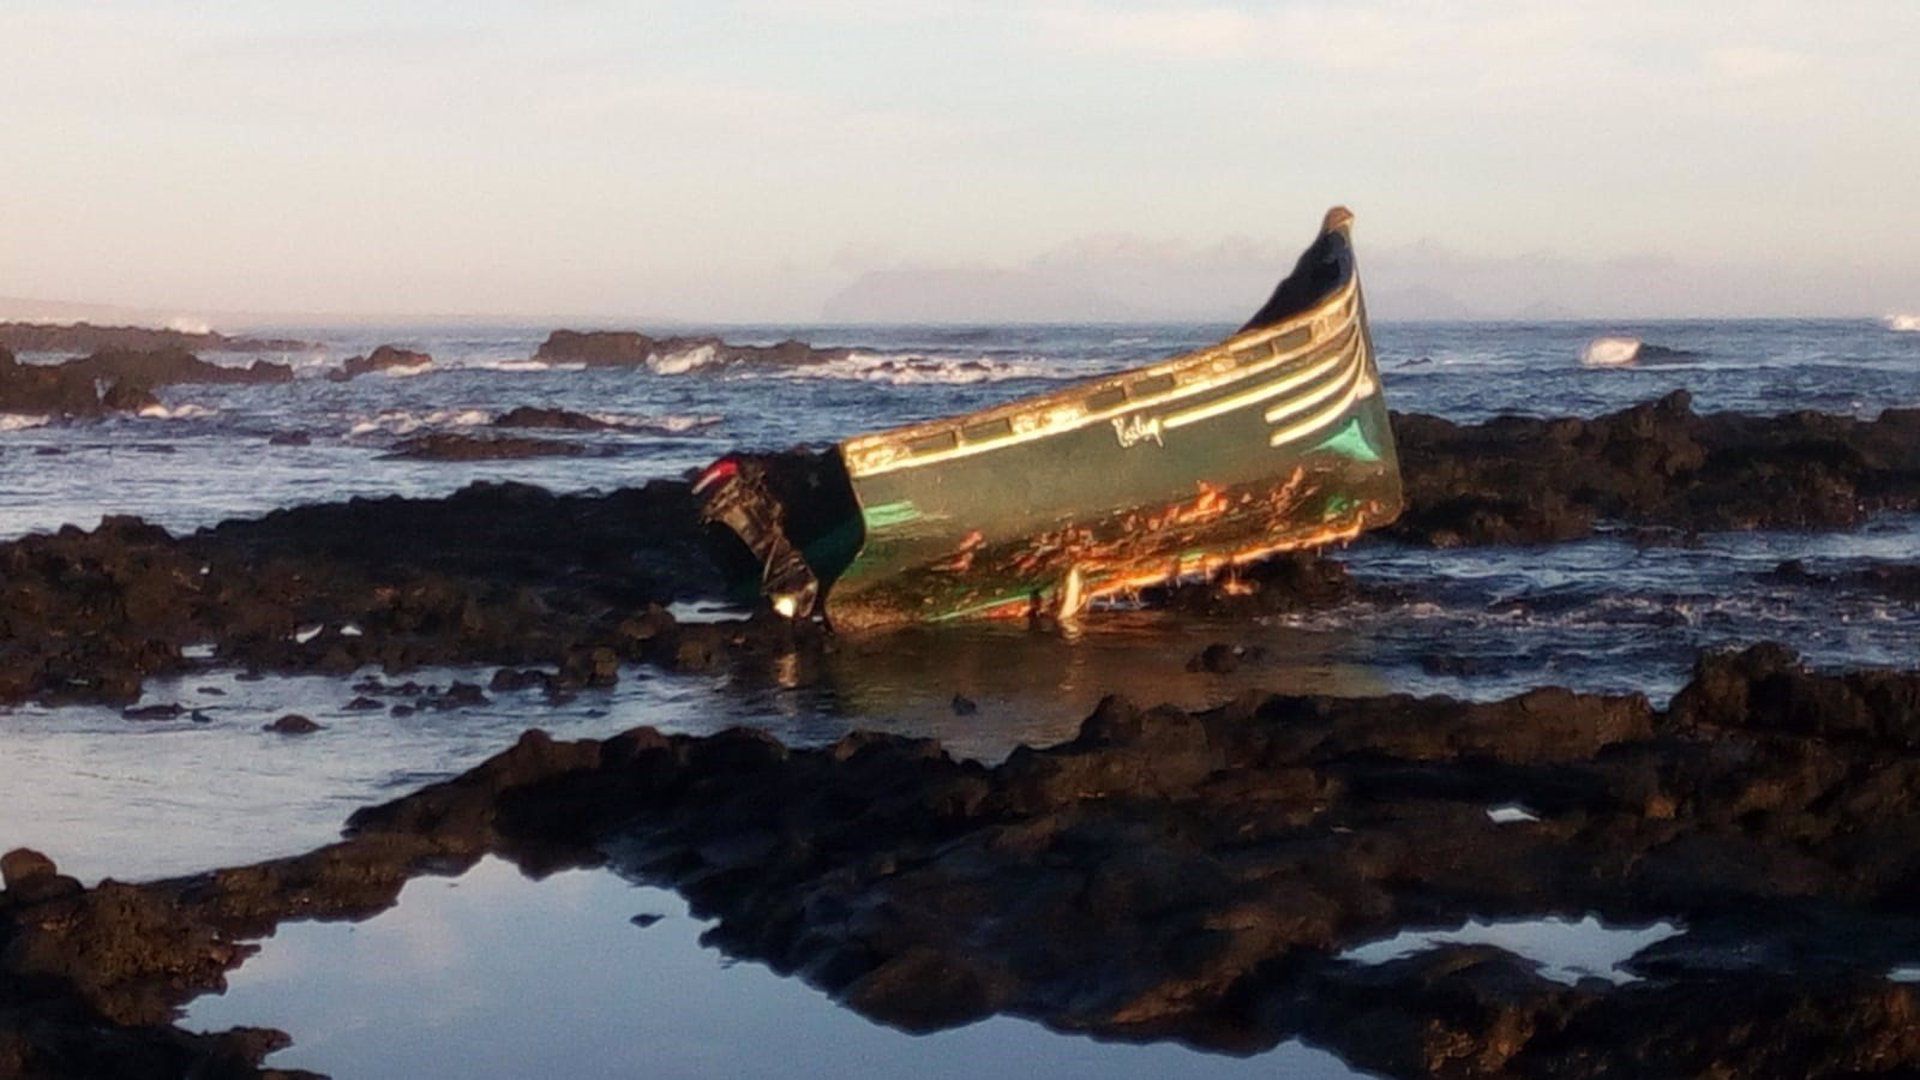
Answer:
3;1;1918;323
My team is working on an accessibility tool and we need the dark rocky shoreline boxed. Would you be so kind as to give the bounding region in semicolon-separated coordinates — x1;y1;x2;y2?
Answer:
0;323;309;356
1389;390;1920;545
6;645;1920;1078
531;329;850;369
2;393;1915;707
2;391;1917;1076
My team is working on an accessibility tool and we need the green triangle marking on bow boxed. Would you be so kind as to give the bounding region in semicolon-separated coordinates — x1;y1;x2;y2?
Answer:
1312;418;1382;463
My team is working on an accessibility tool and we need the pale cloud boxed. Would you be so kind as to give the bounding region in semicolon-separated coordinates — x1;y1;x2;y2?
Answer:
1;2;1916;320
1704;44;1812;82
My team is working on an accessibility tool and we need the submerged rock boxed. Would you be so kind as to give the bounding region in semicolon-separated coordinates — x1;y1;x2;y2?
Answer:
382;433;585;460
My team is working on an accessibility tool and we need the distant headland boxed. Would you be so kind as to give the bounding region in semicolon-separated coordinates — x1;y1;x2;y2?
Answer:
0;321;312;354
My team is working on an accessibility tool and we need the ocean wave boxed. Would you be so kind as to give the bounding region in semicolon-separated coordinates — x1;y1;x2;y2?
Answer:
776;351;1048;385
646;343;719;375
1579;337;1701;367
465;358;588;373
1886;314;1920;332
1580;336;1642;367
347;408;492;437
0;413;50;431
136;403;218;421
585;412;722;433
378;362;434;378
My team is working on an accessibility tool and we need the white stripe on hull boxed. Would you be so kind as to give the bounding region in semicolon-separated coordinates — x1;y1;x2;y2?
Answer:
844;279;1360;477
1161;328;1358;432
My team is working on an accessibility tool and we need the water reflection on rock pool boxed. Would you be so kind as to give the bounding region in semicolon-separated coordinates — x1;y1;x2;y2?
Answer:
186;858;1366;1079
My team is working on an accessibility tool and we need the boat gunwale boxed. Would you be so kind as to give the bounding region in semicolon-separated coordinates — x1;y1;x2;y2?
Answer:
840;269;1361;478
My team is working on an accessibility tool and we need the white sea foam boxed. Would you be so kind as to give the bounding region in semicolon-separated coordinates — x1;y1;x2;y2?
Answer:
0;413;51;431
1885;314;1920;332
136;403;217;420
646;343;719;375
166;316;213;335
466;358;587;373
779;351;1046;386
378;363;434;379
584;412;722;433
1580;336;1642;367
347;408;491;437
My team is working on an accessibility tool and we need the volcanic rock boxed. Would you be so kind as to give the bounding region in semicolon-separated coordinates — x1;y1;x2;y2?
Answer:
493;406;616;431
0;321;310;354
382;433;585;460
263;714;322;735
61;347;294;387
531;329;850;370
327;344;432;382
10;647;1920;1077
1388;392;1920;544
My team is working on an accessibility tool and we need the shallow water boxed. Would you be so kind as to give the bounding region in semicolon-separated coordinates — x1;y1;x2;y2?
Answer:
1;318;1913;539
2;316;1916;1075
184;857;1369;1080
5;510;1916;886
1340;915;1685;986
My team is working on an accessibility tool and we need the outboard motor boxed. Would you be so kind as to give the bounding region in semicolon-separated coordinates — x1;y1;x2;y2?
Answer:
693;456;821;619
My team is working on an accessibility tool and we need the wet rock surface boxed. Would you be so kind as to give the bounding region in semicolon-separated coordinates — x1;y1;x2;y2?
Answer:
4;392;1918;708
381;433;585;460
0;349;126;418
1;347;287;417
532;329;851;369
325;345;431;382
491;406;617;431
59;348;295;388
7;646;1920;1077
0;322;310;355
0;481;744;706
1388;391;1920;545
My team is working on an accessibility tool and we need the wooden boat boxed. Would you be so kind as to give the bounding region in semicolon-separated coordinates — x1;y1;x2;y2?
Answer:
696;206;1402;627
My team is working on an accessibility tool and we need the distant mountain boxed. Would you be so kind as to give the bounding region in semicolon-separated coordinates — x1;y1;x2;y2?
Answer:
821;268;1141;324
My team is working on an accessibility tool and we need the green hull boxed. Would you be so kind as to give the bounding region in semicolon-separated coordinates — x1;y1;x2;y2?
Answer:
698;207;1404;627
830;310;1399;626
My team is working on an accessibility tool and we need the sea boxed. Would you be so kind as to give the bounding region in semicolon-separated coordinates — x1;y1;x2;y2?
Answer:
2;317;1917;1077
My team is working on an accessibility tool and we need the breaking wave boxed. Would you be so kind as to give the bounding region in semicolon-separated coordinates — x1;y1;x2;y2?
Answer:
466;358;588;373
646;343;719;375
1580;337;1642;367
585;412;722;434
1886;314;1920;332
777;351;1049;385
136;404;217;421
347;408;492;437
1580;337;1700;367
0;414;50;431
